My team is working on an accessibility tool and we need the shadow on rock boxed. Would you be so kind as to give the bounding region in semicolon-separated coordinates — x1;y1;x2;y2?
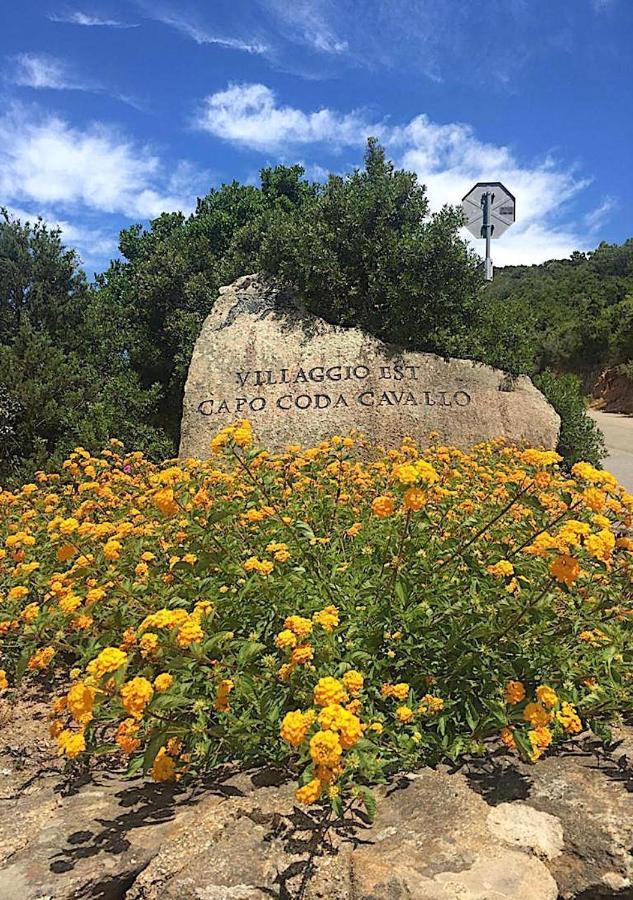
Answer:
462;753;533;805
48;778;192;874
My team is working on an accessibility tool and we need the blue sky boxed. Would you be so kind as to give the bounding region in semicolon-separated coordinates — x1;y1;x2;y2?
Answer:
1;0;631;274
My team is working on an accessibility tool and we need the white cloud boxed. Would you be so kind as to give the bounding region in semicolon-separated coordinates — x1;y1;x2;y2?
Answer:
300;162;332;181
141;6;268;54
392;115;590;265
476;224;586;268
11;53;86;90
197;83;379;150
56;220;118;260
0;106;203;220
48;11;139;27
196;82;599;265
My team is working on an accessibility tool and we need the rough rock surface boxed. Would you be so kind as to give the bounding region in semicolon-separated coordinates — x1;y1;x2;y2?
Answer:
2;751;633;898
179;274;560;457
2;694;633;899
592;367;633;415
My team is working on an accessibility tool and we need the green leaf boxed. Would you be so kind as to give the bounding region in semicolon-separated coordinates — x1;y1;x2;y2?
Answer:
142;729;168;772
513;729;534;761
358;786;377;822
196;550;223;569
127;755;145;776
395;578;409;605
238;641;266;667
464;700;479;732
293;520;316;541
14;650;30;683
207;508;233;524
331;793;344;818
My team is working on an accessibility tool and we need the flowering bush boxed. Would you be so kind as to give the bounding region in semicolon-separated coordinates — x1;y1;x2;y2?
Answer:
1;421;632;817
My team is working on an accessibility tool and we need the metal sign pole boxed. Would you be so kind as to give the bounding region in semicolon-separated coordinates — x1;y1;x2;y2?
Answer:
482;191;494;281
462;182;515;283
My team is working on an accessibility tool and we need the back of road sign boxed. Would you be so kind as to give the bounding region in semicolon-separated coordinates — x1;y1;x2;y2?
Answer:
462;182;516;239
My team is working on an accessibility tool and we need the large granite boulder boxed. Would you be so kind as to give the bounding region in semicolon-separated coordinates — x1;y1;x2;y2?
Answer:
179;275;560;458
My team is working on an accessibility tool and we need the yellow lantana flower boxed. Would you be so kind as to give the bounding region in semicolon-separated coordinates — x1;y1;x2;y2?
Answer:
371;495;395;518
549;554;580;588
296;778;322;805
314;676;347;707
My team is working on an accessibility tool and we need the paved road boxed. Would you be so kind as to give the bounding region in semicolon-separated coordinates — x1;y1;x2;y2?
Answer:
588;409;633;491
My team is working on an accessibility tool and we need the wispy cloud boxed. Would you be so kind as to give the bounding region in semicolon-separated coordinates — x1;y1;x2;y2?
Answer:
584;197;617;232
8;53;143;109
140;4;268;54
254;0;589;88
257;0;348;54
11;53;86;90
48;10;139;27
196;82;594;265
0;104;206;219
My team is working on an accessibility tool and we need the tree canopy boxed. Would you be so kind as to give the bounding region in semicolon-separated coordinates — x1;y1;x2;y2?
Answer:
95;139;483;439
0;211;170;482
480;240;633;376
1;141;627;481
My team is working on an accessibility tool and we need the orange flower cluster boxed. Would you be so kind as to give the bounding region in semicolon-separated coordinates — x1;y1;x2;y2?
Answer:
0;426;631;801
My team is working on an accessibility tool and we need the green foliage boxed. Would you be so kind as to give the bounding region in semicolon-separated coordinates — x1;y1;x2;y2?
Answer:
257;140;483;354
473;243;633;467
0;326;171;483
1;431;631;799
534;372;605;468
97;171;316;437
467;292;539;375
0;211;88;344
484;241;633;375
618;360;633;380
0;211;170;484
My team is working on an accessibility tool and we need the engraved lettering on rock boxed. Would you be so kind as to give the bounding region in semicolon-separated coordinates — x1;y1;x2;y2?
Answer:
196;363;473;417
180;275;560;457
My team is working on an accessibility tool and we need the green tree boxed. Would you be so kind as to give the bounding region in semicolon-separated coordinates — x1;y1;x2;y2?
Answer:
0;209;88;344
0;213;170;483
484;239;633;374
256;139;483;354
99;142;483;441
97;166;319;437
0;326;171;482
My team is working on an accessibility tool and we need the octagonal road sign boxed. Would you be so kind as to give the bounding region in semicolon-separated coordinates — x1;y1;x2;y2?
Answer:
461;182;516;239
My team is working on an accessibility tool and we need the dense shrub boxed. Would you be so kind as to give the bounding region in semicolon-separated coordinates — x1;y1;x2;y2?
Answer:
534;371;606;468
617;361;633;381
0;326;172;484
257;140;482;355
1;426;631;812
0;212;170;484
484;241;633;376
